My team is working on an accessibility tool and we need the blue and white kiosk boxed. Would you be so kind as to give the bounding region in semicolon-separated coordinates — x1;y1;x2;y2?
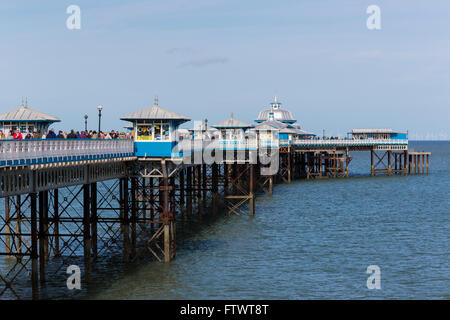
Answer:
255;97;315;145
350;129;408;140
211;114;253;150
121;97;190;158
0;99;60;135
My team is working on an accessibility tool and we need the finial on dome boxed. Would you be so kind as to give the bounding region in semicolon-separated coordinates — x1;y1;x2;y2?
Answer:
270;95;281;110
21;97;28;108
231;112;234;119
154;95;159;106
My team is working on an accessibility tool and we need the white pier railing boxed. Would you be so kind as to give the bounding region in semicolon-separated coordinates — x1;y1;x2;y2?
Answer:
293;139;408;146
179;138;274;152
0;137;409;167
0;139;135;167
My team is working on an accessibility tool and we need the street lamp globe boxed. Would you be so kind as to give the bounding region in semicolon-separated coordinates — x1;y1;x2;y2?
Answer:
84;114;88;131
97;105;103;133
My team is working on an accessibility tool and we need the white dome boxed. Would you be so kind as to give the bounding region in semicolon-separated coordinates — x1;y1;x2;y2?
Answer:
256;97;296;123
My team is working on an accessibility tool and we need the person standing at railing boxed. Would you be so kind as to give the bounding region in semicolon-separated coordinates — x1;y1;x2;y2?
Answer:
56;130;65;139
67;130;77;139
46;129;57;139
13;129;23;140
78;131;86;139
0;130;5;139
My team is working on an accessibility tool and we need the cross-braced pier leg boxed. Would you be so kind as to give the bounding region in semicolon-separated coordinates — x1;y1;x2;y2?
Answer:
371;150;392;176
0;195;34;299
224;160;254;216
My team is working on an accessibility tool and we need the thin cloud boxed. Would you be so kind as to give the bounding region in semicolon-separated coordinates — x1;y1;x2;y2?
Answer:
166;47;194;55
354;50;382;58
178;57;229;68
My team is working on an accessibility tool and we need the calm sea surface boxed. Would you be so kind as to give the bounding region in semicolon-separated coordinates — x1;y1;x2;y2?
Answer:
2;141;449;299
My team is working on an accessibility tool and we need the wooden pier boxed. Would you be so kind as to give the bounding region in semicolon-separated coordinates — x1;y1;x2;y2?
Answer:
0;99;431;299
0;139;431;299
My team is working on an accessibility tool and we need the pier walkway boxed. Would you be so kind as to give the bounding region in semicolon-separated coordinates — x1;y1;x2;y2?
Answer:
1;137;407;169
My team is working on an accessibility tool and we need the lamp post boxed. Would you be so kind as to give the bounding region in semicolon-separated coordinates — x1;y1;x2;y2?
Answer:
97;105;103;133
84;114;88;131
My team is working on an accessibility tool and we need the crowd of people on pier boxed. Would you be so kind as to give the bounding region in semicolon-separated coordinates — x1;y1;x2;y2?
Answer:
0;129;132;140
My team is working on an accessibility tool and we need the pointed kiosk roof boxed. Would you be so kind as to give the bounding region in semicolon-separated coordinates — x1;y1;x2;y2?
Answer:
188;123;219;132
211;114;253;129
120;97;190;124
255;119;289;130
0;103;60;123
253;123;280;131
254;119;315;136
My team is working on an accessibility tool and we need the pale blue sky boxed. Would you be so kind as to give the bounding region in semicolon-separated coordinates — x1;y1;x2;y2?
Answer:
0;0;449;139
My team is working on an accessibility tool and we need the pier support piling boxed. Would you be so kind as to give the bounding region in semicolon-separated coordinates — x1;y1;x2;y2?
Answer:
30;193;39;300
83;184;91;283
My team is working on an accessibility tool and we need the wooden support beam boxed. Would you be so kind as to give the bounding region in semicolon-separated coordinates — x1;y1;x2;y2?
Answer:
122;178;130;262
161;160;172;263
163;224;170;263
345;149;350;177
142;178;147;221
149;177;155;232
387;150;392;176
179;169;185;208
403;150;408;175
371;150;375;176
186;167;192;216
83;184;91;283
43;192;49;260
15;195;23;261
53;189;60;257
90;183;97;259
224;163;229;196
414;154;417;175
269;176;273;195
30;193;39;300
131;177;137;260
4;197;11;259
421;154;425;174
249;164;255;216
408;154;412;175
202;164;207;200
287;151;292;183
38;191;46;283
212;163;218;214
